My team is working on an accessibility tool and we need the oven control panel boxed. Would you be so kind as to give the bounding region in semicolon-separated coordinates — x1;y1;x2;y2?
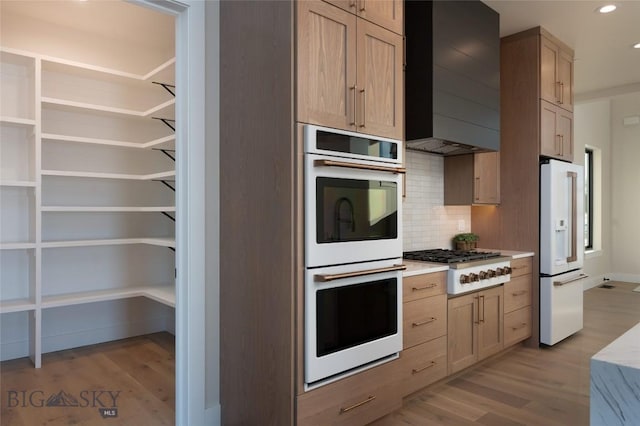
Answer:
448;260;512;295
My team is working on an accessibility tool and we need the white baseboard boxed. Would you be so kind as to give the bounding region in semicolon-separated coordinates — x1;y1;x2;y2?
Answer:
205;404;221;426
607;273;640;284
583;274;608;291
1;315;173;362
42;315;170;354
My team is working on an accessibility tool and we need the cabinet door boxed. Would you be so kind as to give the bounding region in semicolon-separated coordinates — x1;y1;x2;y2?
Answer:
477;286;504;360
540;100;561;159
356;19;403;139
557;107;573;161
558;49;573;111
357;0;403;35
474;152;500;204
297;1;357;131
447;293;478;374
540;36;559;105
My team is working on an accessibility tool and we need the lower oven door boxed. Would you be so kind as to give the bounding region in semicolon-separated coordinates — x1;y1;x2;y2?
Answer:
305;259;404;385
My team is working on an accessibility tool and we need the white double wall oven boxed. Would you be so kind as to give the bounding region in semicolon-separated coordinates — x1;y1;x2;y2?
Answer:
303;125;405;386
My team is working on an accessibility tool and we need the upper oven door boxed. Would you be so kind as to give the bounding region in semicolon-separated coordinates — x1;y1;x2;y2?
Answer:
305;153;403;267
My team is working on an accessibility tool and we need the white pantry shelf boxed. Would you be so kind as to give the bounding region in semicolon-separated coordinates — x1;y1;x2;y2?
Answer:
41;133;175;149
0;242;36;250
41;96;175;118
41;237;175;249
0;116;36;127
0;180;36;187
42;284;175;309
41;206;175;213
41;169;175;181
0;299;36;314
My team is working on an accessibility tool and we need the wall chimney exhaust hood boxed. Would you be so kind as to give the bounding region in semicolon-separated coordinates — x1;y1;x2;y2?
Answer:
405;0;500;156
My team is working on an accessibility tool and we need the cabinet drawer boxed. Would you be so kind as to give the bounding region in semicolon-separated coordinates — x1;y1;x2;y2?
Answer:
510;257;532;277
398;336;447;397
403;271;446;303
403;294;447;349
504;274;532;313
504;306;532;347
297;359;401;426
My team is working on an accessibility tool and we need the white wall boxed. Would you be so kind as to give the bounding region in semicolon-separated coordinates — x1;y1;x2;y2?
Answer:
610;92;640;279
574;99;612;283
403;150;471;250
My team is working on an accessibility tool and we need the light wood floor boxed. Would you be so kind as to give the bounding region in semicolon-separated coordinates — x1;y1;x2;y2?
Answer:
0;332;174;426
373;281;640;426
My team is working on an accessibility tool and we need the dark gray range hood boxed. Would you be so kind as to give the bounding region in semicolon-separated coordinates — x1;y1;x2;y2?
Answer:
405;0;500;156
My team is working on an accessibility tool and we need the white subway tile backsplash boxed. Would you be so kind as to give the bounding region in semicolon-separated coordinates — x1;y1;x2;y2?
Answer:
402;150;470;251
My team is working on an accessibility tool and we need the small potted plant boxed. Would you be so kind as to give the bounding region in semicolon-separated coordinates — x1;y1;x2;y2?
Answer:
453;233;479;250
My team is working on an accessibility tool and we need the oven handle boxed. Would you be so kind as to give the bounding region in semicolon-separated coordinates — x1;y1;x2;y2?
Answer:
314;264;407;282
314;159;406;175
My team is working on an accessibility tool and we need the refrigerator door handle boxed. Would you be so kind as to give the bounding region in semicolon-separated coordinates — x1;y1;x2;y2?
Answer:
553;273;589;286
567;171;578;263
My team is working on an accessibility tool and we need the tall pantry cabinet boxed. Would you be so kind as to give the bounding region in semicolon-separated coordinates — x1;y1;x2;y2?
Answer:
0;3;176;367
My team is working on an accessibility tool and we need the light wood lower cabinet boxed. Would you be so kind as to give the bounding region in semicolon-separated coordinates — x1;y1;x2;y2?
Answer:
504;274;532;313
503;257;533;346
403;294;447;348
448;285;504;374
504;306;532;347
398;336;447;397
403;271;446;302
297;358;401;426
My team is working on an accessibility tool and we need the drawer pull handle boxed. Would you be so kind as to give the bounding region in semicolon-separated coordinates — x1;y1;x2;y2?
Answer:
512;290;527;296
412;283;437;291
412;361;436;374
412;317;436;327
339;395;376;414
511;323;527;331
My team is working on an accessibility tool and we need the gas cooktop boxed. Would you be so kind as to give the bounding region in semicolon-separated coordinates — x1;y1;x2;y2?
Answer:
403;249;502;264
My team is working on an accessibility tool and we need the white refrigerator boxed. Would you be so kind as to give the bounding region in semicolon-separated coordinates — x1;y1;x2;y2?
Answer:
540;159;588;345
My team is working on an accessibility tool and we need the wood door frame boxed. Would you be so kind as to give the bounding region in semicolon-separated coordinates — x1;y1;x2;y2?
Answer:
133;1;215;425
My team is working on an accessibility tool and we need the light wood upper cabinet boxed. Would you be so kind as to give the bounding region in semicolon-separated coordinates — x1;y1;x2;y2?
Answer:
297;0;403;140
356;19;403;139
474;152;500;205
448;286;504;374
297;1;357;132
540;34;573;112
324;0;403;35
444;152;500;205
540;100;573;161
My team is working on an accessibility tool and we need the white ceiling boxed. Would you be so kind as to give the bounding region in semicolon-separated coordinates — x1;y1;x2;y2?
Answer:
1;0;174;53
485;0;640;96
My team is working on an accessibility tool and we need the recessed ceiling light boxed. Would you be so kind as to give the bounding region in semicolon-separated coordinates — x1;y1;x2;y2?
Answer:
634;42;640;49
597;4;617;13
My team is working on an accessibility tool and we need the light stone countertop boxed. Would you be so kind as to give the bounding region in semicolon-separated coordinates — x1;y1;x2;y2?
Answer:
402;260;449;277
590;321;640;425
475;248;535;259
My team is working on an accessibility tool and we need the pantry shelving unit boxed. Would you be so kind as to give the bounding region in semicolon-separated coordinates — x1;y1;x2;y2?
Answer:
0;46;176;367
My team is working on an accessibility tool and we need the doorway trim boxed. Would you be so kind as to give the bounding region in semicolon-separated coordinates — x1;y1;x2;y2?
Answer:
132;1;213;424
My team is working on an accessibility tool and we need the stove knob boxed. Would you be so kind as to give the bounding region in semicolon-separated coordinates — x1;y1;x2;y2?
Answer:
479;271;488;280
504;266;512;275
460;274;470;284
496;267;504;276
487;269;496;278
469;273;479;282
